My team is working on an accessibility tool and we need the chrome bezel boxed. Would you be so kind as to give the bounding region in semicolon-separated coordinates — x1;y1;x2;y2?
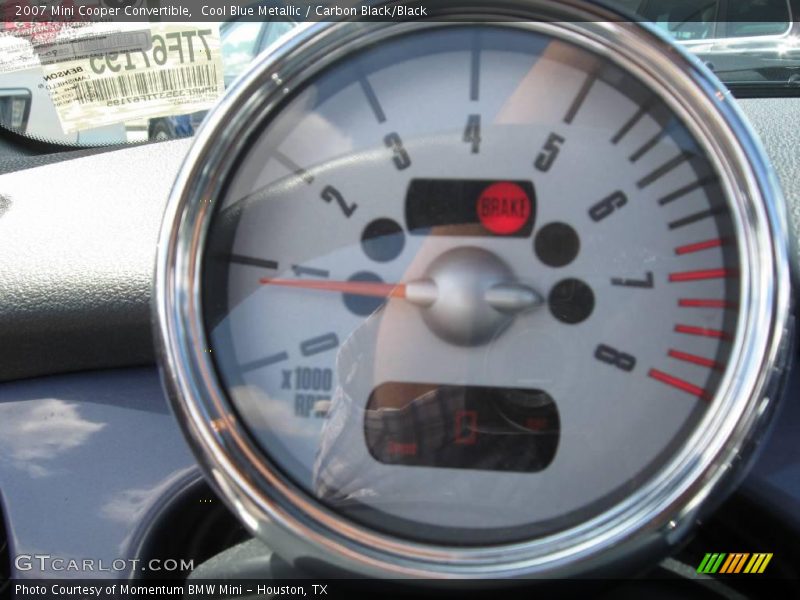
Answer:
155;0;791;578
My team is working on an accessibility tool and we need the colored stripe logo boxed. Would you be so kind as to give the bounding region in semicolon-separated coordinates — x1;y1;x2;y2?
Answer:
697;553;773;574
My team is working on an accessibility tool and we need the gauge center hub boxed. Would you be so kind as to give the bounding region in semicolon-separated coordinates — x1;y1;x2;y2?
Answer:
420;246;540;346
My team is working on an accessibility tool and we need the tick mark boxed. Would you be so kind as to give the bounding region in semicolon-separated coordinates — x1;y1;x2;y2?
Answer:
637;151;693;189
669;268;732;282
649;368;711;400
674;324;728;339
658;177;717;205
629;129;667;163
675;238;725;255
274;151;313;185
470;37;480;101
228;255;279;270
668;206;724;230
359;73;386;123
241;351;289;373
678;298;735;309
611;104;648;144
564;72;596;124
668;349;723;371
291;264;330;278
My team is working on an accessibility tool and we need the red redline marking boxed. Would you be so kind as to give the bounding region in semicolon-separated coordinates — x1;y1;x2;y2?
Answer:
675;325;728;339
675;238;724;255
668;349;724;371
675;324;728;339
669;268;733;282
649;368;711;401
679;299;735;309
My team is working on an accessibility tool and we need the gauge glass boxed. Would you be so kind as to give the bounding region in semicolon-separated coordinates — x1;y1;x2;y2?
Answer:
202;26;740;545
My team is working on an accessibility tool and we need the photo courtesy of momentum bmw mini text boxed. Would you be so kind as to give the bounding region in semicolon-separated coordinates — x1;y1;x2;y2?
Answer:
0;0;798;599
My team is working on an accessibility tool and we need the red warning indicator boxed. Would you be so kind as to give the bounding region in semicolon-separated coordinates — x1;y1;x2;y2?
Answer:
476;181;532;235
454;410;478;445
525;417;548;432
387;441;418;457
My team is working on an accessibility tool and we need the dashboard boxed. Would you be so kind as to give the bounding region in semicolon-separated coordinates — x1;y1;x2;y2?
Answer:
0;0;799;593
0;101;798;587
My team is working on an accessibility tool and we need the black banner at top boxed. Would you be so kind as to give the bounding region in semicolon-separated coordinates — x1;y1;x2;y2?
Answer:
0;0;796;23
6;1;458;23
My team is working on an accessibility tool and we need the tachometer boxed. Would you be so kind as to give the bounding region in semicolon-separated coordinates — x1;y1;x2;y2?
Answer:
156;0;791;579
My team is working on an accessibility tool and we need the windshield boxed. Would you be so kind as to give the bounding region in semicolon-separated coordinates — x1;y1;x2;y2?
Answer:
0;4;797;147
0;18;296;146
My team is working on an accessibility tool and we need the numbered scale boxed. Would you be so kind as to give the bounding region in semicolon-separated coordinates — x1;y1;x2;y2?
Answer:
157;0;790;580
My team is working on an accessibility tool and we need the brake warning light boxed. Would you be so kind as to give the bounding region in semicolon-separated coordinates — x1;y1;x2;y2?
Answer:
476;181;532;235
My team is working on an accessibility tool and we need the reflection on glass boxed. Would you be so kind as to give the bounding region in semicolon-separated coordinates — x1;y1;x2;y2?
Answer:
364;383;560;472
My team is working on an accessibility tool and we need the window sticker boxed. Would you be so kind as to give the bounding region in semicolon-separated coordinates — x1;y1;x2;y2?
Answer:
40;23;225;133
0;22;150;74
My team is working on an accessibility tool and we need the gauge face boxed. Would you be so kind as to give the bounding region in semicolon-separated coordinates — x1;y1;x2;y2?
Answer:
201;25;742;545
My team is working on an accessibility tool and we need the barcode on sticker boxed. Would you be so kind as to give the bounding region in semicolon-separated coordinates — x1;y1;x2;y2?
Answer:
74;64;218;104
38;31;152;64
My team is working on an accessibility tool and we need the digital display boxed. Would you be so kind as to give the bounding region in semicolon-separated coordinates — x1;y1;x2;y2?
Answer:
405;179;536;237
364;383;559;472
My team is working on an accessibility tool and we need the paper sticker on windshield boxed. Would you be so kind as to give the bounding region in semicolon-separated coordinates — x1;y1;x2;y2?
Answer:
0;22;150;74
0;32;36;74
0;23;69;73
42;24;224;134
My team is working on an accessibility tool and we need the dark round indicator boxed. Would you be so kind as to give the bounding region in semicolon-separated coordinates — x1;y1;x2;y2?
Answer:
476;181;531;235
361;218;405;262
343;271;388;316
535;222;580;267
548;278;595;324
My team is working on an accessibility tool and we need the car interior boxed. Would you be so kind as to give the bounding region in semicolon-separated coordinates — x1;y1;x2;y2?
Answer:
0;1;799;598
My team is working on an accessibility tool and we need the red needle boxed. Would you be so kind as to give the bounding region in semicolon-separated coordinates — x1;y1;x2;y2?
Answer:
259;278;540;311
260;277;408;299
